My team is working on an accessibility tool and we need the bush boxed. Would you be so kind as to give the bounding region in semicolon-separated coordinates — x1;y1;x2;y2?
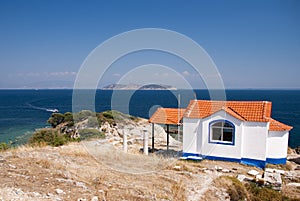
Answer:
47;113;65;128
225;176;248;201
78;128;105;140
87;116;100;128
246;182;290;201
29;129;67;147
0;142;10;151
73;110;95;122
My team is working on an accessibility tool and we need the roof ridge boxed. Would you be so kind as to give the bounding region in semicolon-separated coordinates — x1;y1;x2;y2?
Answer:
185;100;197;117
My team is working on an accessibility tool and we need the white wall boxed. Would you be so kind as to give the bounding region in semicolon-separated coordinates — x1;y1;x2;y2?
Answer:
266;131;289;159
200;110;243;159
182;118;201;154
241;122;268;161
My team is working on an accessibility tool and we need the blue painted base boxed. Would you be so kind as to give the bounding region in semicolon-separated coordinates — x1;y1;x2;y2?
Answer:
202;155;240;163
241;158;266;169
182;152;268;169
266;157;286;164
182;152;202;161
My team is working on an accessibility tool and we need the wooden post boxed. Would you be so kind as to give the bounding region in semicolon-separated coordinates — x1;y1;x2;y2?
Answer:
167;124;169;151
123;129;127;153
143;129;148;155
152;123;155;153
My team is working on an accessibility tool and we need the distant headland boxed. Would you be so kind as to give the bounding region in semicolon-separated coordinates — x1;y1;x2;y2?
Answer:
102;84;177;90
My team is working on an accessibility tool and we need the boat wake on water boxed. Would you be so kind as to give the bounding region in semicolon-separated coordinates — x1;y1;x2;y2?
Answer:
26;103;59;113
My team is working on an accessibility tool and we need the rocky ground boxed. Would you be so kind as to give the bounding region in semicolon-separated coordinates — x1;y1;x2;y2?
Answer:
0;115;300;200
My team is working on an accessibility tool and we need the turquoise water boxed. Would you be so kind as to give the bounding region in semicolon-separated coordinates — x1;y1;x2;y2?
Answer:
0;89;299;147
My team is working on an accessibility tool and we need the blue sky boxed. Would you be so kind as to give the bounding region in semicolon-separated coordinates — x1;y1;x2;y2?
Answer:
0;0;299;89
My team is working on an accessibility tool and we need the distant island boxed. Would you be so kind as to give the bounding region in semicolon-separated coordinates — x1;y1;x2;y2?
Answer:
102;84;177;90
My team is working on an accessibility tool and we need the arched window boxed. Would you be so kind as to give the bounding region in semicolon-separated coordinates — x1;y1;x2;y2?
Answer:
210;120;235;145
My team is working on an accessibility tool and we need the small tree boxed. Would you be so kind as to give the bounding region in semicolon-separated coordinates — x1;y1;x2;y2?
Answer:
47;113;65;128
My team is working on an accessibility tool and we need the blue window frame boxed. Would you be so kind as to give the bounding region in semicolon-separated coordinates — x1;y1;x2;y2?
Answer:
209;120;235;145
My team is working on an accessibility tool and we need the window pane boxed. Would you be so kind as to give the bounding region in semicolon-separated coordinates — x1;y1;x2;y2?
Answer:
212;128;222;140
224;122;233;128
223;129;233;142
213;122;223;127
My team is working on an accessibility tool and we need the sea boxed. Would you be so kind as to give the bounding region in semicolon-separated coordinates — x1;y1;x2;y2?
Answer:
0;89;299;148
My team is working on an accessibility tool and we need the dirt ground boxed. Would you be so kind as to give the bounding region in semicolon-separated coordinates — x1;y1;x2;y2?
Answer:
0;142;299;201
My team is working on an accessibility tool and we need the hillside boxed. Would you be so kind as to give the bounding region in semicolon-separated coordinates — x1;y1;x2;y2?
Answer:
0;111;299;200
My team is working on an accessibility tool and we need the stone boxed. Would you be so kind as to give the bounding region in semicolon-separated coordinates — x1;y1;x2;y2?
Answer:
289;157;300;165
91;196;99;201
265;168;285;175
199;167;208;171
264;172;282;190
295;166;300;170
222;169;230;173
286;183;300;187
8;164;16;169
256;174;263;179
247;170;259;176
55;189;64;194
215;166;223;171
173;166;181;171
237;174;246;182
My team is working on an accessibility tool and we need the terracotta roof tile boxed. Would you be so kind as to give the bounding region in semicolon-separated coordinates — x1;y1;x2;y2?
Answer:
268;118;293;131
149;108;185;125
184;100;292;131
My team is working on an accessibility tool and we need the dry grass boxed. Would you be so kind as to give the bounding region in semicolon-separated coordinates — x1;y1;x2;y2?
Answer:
170;180;186;200
266;162;293;171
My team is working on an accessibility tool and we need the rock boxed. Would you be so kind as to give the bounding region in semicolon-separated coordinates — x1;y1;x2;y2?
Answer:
173;166;181;171
247;170;259;176
8;164;16;169
264;172;282;190
295;166;300;170
265;168;285;175
199;167;208;172
222;169;230;173
256;174;263;179
215;166;223;171
32;192;41;197
284;171;297;179
286;183;300;187
237;174;246;182
289;157;300;165
77;199;87;201
55;189;64;194
76;181;88;190
91;196;99;201
204;169;213;174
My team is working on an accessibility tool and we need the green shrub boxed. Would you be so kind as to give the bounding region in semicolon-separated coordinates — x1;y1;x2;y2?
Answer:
102;111;114;119
63;112;73;122
87;116;100;128
0;142;10;151
78;128;105;140
246;183;290;201
29;129;67;147
73;110;95;122
47;113;65;128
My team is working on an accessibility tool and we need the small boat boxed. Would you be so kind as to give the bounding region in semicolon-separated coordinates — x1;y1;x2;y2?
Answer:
46;109;59;113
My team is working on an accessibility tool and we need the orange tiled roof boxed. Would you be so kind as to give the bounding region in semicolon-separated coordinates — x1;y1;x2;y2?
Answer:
268;118;293;131
184;100;292;131
149;108;186;125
